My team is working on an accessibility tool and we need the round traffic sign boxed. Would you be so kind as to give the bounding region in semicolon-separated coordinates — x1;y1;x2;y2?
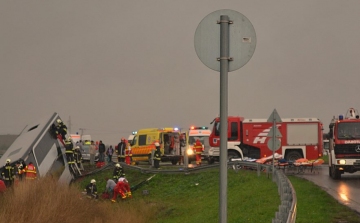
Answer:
267;138;281;151
194;9;256;72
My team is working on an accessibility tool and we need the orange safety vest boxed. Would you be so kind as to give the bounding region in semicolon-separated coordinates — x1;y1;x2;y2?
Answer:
25;164;37;180
193;141;204;154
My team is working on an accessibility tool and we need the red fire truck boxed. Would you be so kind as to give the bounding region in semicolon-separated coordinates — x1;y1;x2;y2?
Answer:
328;108;360;179
207;116;324;164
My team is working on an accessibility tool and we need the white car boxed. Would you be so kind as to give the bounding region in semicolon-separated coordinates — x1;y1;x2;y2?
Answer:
80;144;99;161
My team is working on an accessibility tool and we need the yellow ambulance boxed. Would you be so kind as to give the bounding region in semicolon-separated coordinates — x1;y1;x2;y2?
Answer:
130;127;185;165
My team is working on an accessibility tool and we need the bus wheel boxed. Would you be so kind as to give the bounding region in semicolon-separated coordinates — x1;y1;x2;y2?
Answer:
228;151;239;160
285;151;302;161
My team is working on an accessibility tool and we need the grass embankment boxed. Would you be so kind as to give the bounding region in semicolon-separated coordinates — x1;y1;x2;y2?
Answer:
78;167;280;223
1;157;359;223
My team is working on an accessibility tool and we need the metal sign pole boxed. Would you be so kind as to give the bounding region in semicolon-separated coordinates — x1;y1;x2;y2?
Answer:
272;114;276;175
194;9;256;223
219;14;230;223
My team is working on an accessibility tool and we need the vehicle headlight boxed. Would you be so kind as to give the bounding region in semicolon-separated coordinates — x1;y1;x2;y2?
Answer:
187;148;194;156
337;160;346;165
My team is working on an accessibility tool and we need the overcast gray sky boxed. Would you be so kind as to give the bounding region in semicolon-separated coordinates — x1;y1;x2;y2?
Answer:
1;1;360;145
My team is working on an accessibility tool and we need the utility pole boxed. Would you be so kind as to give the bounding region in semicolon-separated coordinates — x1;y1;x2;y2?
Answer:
79;128;86;140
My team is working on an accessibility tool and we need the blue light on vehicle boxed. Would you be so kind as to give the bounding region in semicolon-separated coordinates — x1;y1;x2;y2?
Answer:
339;115;344;120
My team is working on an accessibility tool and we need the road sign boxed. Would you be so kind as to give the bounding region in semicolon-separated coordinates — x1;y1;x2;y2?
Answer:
267;137;281;151
267;109;282;123
268;126;282;138
194;9;257;72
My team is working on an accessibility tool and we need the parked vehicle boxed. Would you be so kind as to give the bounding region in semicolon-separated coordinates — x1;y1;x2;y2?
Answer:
207;115;324;164
81;144;99;162
183;126;211;163
0;113;74;184
130;127;183;165
328;108;360;179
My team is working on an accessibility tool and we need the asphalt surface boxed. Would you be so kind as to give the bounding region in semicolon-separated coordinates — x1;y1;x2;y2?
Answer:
292;165;360;214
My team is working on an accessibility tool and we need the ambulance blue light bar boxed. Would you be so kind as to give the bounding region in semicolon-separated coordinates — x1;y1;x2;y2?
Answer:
190;126;208;130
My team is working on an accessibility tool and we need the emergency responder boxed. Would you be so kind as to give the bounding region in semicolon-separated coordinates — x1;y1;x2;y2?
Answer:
74;146;84;171
98;140;106;163
25;162;37;180
85;179;98;199
193;139;204;166
64;137;75;165
153;142;161;169
112;163;125;181
1;159;15;187
116;138;126;162
105;178;116;195
55;119;68;140
125;140;132;165
111;177;131;202
16;160;25;181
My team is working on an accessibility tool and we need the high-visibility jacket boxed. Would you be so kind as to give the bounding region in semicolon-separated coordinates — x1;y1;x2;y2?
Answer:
193;141;204;154
25;163;37;180
1;164;15;181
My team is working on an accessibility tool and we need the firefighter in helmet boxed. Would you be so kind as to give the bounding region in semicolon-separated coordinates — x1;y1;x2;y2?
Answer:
153;142;161;169
55;119;68;140
193;139;204;166
1;159;15;187
112;163;125;181
64;137;75;165
85;179;98;199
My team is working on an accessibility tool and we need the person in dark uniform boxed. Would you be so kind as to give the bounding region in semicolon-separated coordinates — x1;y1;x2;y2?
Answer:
112;163;125;181
1;159;15;187
116;138;126;162
153;142;161;169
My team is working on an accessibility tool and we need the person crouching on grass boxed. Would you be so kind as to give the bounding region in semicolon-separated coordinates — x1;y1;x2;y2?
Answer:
111;177;131;202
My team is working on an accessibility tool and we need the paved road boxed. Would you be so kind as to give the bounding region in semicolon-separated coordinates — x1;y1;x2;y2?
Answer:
294;165;360;214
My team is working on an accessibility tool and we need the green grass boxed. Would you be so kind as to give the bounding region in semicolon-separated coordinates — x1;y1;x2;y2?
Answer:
77;164;360;223
78;167;280;223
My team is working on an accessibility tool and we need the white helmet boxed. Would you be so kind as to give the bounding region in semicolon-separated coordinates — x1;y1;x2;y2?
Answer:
75;146;80;149
56;119;62;124
115;163;121;168
154;142;160;147
6;159;11;163
118;177;127;183
91;179;96;184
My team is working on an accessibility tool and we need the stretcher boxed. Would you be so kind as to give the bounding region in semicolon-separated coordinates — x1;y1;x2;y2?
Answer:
255;153;283;164
293;158;324;174
275;158;324;174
